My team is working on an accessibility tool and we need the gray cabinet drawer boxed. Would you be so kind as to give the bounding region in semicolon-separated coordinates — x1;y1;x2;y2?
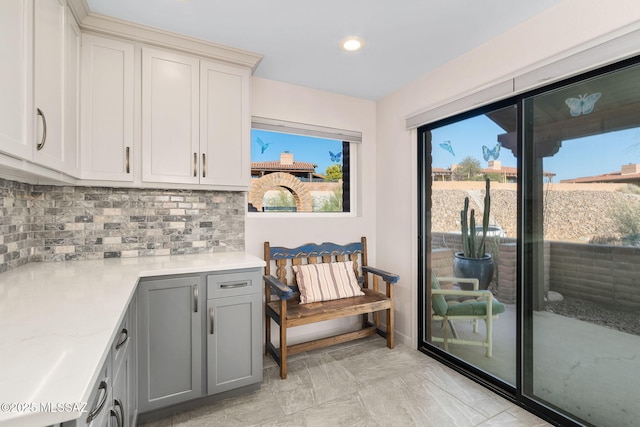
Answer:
84;357;111;427
112;311;130;375
206;268;261;298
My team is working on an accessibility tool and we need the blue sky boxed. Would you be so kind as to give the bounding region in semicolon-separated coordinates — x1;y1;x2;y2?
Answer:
431;115;640;182
252;119;640;182
251;129;343;175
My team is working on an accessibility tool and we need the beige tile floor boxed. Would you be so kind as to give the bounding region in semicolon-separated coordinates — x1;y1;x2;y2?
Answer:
139;336;551;426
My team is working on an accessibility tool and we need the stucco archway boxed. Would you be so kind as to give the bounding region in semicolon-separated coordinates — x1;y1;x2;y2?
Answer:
248;172;313;212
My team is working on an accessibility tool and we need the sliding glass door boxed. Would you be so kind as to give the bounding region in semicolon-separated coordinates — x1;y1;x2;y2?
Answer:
419;103;518;387
419;57;640;426
522;59;640;427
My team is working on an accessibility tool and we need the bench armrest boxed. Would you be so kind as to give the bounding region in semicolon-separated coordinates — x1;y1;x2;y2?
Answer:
362;266;399;284
264;275;294;300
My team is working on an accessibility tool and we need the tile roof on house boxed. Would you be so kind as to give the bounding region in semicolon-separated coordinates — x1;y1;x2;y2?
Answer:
561;164;640;184
560;172;640;183
251;160;317;171
432;161;555;181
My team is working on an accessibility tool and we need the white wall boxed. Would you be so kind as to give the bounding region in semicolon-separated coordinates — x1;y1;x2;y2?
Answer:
375;0;640;348
246;77;378;344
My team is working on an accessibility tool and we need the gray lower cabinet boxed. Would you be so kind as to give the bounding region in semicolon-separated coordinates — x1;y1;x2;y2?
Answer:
136;268;263;415
82;357;111;427
206;292;262;394
206;269;262;395
65;296;137;427
137;275;204;413
111;293;137;427
111;352;128;426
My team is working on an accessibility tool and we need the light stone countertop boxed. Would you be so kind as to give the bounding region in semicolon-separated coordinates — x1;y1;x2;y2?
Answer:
0;252;265;427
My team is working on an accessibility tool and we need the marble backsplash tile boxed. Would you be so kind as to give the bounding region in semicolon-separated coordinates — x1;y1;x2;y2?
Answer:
0;178;245;273
0;180;36;274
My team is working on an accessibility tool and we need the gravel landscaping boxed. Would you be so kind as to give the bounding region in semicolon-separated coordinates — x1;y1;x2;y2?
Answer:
432;186;640;242
545;296;640;336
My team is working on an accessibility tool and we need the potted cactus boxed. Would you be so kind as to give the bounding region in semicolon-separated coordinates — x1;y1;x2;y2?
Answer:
453;178;495;290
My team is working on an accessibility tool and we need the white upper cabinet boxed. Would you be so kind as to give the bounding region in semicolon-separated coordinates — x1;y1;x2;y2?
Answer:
0;4;258;188
200;61;250;188
81;34;134;181
64;6;80;177
142;49;251;189
33;0;66;171
0;0;32;160
142;48;200;185
33;0;80;177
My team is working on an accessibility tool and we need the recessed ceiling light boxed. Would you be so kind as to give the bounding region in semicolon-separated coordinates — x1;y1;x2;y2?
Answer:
341;37;364;52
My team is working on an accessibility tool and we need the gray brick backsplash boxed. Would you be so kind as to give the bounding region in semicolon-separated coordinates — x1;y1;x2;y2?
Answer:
0;178;245;273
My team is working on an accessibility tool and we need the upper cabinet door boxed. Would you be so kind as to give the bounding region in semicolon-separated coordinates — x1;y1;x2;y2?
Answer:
200;61;250;188
33;0;66;171
142;48;200;184
81;34;134;181
63;6;80;178
0;0;32;160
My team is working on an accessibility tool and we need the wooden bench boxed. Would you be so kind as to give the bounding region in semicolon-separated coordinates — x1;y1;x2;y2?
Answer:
264;237;399;379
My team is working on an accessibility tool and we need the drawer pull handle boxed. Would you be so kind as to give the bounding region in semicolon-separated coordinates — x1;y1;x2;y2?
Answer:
220;281;250;289
209;307;215;334
110;405;122;427
36;108;47;151
115;328;128;350
86;381;107;423
193;285;199;313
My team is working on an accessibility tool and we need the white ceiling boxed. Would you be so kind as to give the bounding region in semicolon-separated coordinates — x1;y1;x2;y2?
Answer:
86;0;561;100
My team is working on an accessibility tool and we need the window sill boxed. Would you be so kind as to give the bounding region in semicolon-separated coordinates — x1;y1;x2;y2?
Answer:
247;211;356;219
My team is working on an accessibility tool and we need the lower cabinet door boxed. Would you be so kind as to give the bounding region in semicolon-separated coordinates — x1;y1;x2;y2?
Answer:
137;276;204;413
83;358;111;427
111;357;128;427
125;295;137;427
207;293;262;395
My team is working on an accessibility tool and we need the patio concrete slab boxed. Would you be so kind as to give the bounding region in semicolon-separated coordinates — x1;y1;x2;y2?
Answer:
432;305;640;426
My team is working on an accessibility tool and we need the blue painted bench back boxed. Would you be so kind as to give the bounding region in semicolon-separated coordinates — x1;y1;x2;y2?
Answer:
264;238;369;295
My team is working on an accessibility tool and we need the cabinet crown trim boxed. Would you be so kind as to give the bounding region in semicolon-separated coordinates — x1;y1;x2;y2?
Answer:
79;12;263;71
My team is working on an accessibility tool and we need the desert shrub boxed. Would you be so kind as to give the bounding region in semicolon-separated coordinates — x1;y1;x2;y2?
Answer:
619;184;640;195
610;201;640;247
589;235;621;245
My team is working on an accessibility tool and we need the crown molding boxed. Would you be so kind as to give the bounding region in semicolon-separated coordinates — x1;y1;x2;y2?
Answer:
66;0;90;23
68;5;263;71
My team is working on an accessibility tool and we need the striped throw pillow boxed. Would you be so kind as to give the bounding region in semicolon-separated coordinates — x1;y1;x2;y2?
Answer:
293;261;364;304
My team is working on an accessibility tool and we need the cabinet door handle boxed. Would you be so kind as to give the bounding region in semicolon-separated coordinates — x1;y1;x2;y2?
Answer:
110;405;122;427
193;285;199;313
202;153;206;178
114;398;124;427
125;147;130;174
86;381;107;423
193;152;198;177
220;281;250;289
36;108;47;151
115;328;128;350
209;307;215;334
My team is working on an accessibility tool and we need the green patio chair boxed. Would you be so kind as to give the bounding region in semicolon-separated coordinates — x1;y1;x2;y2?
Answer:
431;272;505;357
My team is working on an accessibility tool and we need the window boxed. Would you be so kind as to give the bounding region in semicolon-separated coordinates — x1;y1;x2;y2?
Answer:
248;118;360;214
